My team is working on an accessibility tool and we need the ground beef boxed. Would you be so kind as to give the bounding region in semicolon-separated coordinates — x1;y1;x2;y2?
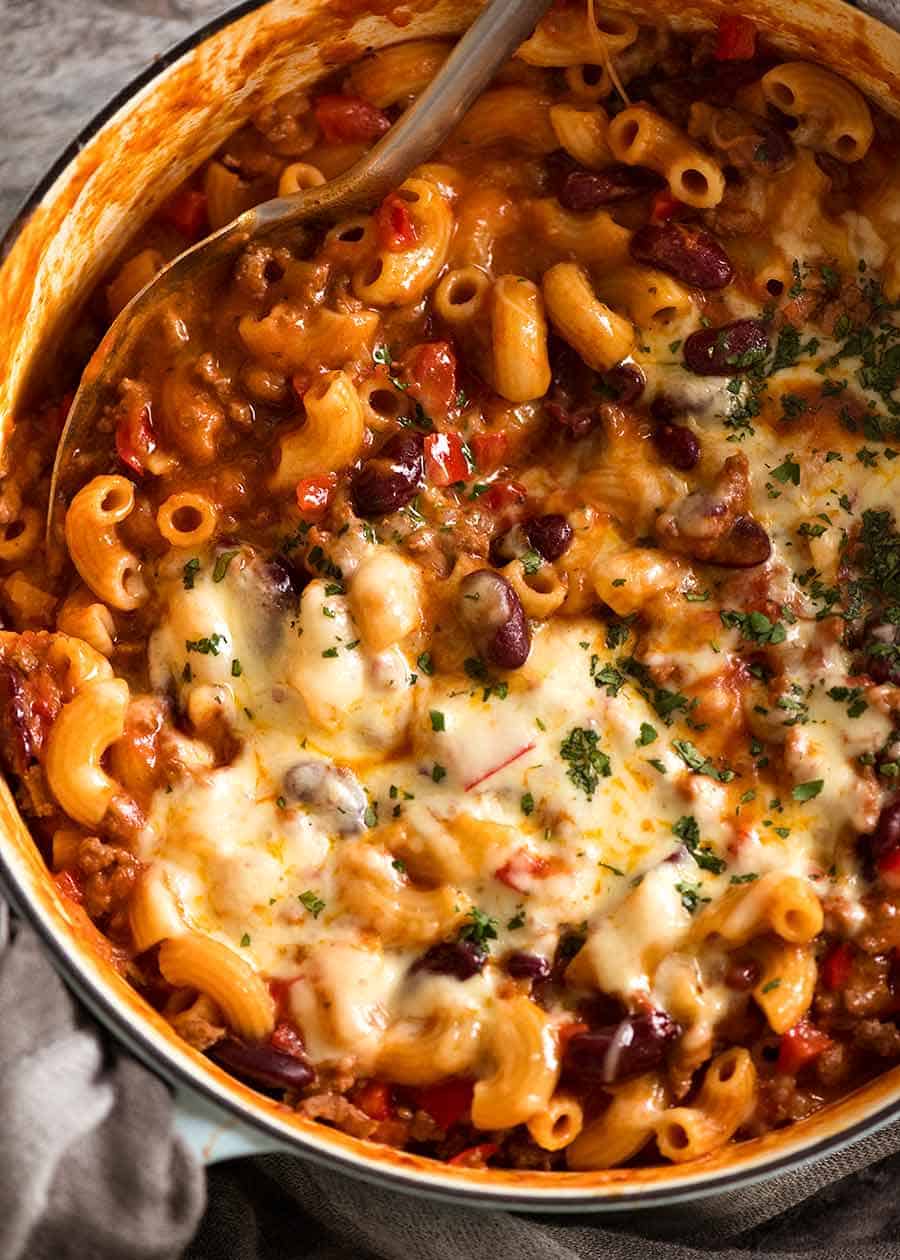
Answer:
300;1093;378;1139
408;1108;444;1143
857;895;900;955
299;1093;410;1146
77;836;140;922
814;1040;855;1089
234;244;291;301
169;995;226;1052
851;1018;900;1059
842;953;894;1018
501;1128;556;1171
0;633;65;777
750;1075;823;1132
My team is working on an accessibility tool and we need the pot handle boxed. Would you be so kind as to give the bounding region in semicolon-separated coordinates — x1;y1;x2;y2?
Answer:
173;1085;290;1164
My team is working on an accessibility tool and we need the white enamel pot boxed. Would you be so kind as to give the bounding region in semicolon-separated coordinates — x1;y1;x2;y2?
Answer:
3;0;900;1212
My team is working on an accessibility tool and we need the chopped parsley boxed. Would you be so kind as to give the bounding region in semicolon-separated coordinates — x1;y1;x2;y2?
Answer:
636;722;658;746
730;872;759;885
560;727;612;799
591;657;626;696
182;557;200;589
827;685;868;718
605;615;636;651
231;658;242;677
430;710;446;732
673;814;726;874
212;549;239;583
431;763;447;783
240;933;251;948
520;792;535;816
507;907;526;931
298;890;325;918
771;454;800;486
792;779;824;802
185;633;225;656
417;651;435;676
720;609;787;646
520;549;542;576
598;860;625;876
459;907;499;949
676;881;710;914
672;739;735;782
761;977;782;993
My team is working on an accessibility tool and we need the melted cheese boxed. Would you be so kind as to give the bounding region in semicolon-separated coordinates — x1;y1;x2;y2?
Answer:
135;205;900;1075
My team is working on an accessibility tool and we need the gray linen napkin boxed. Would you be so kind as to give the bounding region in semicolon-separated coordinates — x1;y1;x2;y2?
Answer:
5;1;900;1257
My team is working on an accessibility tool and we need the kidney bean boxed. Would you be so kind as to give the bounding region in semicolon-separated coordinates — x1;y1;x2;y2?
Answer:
459;569;531;670
506;952;552;981
653;421;701;471
683;318;770;376
257;554;304;610
211;1038;315;1091
413;940;486;981
630;222;735;290
545;400;601;439
869;800;900;862
559;163;663;211
524;514;573;561
862;622;900;685
725;959;761;991
563;1010;680;1084
710;514;772;567
351;430;424;518
283;761;367;834
600;363;646;405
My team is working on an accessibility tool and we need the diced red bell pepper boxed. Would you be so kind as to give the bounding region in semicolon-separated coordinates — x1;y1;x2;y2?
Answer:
482;480;527;512
714;14;757;61
413;1078;474;1130
650;188;682;223
448;1142;498;1168
470;431;507;474
159;187;208;239
270;1021;307;1059
115;401;156;475
777;1020;832;1073
878;848;900;891
354;1080;394;1121
403;341;458;420
374;192;418;252
822;942;853;991
424;431;469;487
313;94;391;144
53;869;84;905
296;472;338;520
495;848;551;893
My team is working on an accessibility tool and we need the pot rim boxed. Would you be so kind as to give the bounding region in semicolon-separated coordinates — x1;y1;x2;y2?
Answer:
3;0;900;1211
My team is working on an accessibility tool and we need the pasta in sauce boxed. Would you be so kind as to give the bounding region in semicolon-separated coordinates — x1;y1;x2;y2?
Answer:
6;3;900;1171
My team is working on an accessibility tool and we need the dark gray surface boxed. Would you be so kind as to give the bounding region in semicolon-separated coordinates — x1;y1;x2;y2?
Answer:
1;0;227;235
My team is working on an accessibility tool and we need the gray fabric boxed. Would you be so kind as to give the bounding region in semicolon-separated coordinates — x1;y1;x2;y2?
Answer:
5;0;900;1257
0;905;204;1259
